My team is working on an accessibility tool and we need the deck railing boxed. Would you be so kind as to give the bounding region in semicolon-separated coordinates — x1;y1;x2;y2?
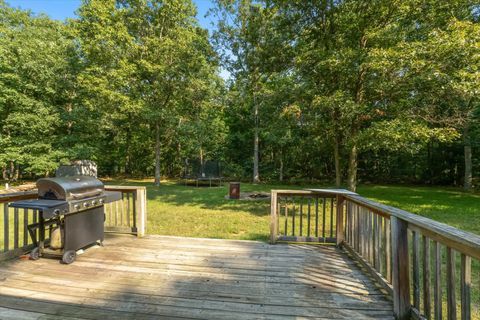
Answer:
0;185;146;262
269;190;341;243
270;189;480;320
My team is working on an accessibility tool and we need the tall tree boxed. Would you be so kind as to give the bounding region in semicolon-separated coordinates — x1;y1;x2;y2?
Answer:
0;4;74;178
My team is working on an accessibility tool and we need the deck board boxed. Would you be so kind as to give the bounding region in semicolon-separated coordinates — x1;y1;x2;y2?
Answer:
0;235;394;319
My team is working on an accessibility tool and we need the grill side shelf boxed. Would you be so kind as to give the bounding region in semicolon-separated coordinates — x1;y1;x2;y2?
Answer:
9;200;69;219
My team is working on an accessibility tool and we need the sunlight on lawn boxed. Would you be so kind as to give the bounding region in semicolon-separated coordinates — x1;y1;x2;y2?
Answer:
104;180;480;240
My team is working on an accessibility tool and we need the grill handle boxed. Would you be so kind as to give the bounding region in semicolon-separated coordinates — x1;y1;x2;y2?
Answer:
70;189;103;199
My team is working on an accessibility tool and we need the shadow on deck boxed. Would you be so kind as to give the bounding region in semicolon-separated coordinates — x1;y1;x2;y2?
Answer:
0;234;394;319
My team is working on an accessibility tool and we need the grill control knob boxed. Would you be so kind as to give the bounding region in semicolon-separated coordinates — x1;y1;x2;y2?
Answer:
84;202;90;208
53;209;60;216
74;204;80;210
99;199;104;204
91;200;97;205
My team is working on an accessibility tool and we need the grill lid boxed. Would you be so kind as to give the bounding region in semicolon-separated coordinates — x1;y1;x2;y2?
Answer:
37;176;104;201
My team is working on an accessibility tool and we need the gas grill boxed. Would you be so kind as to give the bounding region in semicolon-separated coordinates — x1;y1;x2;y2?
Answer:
9;176;121;264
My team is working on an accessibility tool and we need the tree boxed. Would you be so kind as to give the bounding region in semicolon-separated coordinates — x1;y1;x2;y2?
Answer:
212;0;279;183
0;4;74;178
76;0;222;183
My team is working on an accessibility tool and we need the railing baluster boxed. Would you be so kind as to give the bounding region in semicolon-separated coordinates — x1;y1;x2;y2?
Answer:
315;197;318;237
359;206;363;255
3;203;9;252
386;218;392;283
373;214;378;270
23;208;28;246
423;235;432;319
391;216;410;320
355;204;360;252
362;208;367;260
412;230;420;311
119;196;124;226
13;208;19;249
460;254;471;320
284;199;288;236
434;241;442;320
368;210;373;264
377;215;383;273
336;195;344;246
446;247;456;320
307;198;311;237
381;215;386;275
114;201;118;226
364;208;367;258
292;201;296;236
322;198;326;240
299;197;303;236
126;192;131;226
330;197;334;239
362;207;366;256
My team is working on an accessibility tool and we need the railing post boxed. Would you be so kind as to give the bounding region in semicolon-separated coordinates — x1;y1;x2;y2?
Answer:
270;190;278;244
336;195;344;247
391;216;411;320
135;187;147;237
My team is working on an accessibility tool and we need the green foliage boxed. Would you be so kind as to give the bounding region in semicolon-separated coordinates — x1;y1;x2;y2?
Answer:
0;0;478;189
0;5;73;176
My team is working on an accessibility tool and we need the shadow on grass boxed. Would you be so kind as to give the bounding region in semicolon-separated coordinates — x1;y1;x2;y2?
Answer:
358;185;480;234
105;179;480;235
105;180;302;217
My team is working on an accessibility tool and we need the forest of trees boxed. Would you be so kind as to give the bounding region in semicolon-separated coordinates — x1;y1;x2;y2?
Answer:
0;0;478;191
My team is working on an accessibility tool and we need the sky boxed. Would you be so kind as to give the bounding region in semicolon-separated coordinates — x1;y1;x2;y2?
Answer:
6;0;218;32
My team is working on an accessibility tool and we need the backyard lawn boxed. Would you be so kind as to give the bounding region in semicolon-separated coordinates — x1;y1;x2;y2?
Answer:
106;180;480;240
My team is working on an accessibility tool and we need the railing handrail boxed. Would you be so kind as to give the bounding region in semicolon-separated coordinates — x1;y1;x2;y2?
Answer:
0;190;37;203
105;185;147;192
273;189;337;197
346;194;480;260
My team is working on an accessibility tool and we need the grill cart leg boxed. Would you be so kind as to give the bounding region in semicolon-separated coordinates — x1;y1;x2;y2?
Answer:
30;247;40;260
38;216;45;256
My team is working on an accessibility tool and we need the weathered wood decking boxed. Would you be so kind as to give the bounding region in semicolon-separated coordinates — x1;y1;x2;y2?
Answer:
0;235;394;320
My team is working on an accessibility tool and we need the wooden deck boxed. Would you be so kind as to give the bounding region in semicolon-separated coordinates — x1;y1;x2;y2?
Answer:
0;235;394;320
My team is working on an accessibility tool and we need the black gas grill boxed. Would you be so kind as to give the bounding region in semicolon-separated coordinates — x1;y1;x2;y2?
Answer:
9;176;121;264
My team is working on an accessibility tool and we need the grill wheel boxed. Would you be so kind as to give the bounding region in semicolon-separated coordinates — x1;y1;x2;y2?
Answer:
62;250;76;264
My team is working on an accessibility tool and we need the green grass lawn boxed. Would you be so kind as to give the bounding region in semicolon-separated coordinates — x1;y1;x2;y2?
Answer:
104;180;480;239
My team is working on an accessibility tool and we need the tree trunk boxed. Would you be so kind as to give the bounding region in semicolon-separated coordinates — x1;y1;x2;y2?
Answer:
14;164;19;181
334;135;341;188
199;147;205;177
464;125;472;190
2;167;7;180
253;103;260;183
154;121;161;186
279;150;284;182
125;125;132;175
9;161;14;181
347;143;358;192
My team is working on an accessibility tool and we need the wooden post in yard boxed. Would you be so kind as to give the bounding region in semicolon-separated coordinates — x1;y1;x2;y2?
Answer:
391;216;411;319
135;187;147;237
270;191;278;244
336;195;345;247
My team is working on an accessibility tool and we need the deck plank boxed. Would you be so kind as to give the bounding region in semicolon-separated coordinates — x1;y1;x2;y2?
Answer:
0;235;394;319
